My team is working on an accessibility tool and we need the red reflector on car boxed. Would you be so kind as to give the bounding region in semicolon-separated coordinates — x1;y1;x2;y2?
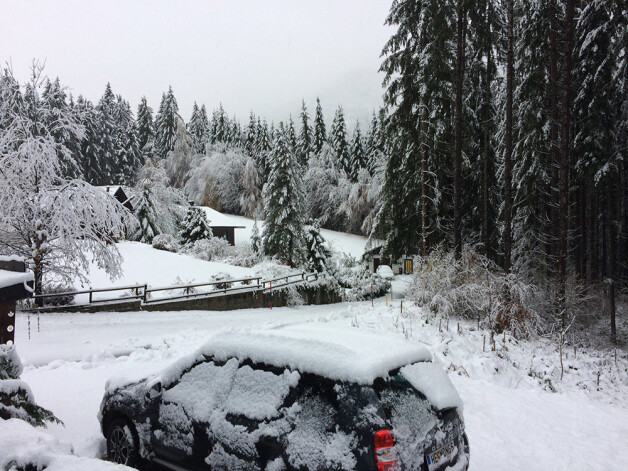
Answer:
374;429;398;471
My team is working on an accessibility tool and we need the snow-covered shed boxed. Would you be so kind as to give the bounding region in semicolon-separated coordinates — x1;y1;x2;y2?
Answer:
96;186;134;212
363;245;416;275
200;207;246;246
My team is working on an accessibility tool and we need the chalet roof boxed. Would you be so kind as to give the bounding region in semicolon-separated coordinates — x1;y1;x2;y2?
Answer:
200;206;246;229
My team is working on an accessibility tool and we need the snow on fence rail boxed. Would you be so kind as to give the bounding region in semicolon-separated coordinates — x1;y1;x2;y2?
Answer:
30;272;318;309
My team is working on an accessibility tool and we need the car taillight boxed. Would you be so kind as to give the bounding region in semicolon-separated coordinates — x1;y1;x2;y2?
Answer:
374;429;398;471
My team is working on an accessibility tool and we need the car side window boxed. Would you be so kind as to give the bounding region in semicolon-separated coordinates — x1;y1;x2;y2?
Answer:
153;358;239;457
163;358;239;423
205;363;300;469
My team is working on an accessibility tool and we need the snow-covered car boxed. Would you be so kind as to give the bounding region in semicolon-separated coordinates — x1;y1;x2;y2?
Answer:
99;326;469;471
376;265;395;280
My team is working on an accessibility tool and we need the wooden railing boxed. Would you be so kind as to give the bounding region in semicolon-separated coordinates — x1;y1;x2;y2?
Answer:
31;272;318;309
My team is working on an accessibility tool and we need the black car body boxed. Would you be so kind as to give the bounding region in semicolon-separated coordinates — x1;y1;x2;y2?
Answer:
99;326;469;471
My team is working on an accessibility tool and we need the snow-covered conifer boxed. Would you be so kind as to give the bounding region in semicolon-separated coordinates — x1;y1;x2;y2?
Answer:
312;97;326;154
298;100;312;166
262;126;306;267
180;207;213;245
330;106;351;176
154;86;179;159
304;219;331;272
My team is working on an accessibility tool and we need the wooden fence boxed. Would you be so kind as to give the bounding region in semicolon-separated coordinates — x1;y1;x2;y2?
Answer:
32;272;318;309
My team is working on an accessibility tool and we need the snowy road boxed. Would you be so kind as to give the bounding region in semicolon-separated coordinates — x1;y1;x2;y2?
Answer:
14;301;628;471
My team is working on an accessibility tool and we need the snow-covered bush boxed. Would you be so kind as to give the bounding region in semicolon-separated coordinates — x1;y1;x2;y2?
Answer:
407;246;540;338
0;345;61;427
187;237;231;261
330;254;389;301
152;234;179;253
220;243;261;268
209;272;233;290
40;284;76;307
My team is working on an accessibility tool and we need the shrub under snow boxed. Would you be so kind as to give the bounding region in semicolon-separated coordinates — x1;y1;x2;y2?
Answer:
187;237;231;261
152;234;179;253
407;246;540;338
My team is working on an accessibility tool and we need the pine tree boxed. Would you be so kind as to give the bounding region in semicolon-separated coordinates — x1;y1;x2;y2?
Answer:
313;97;326;154
134;184;159;243
287;116;298;153
211;104;228;144
250;219;261;255
350;121;366;180
113;95;141;185
41;77;81;179
74;95;101;184
154;86;179;159
330;105;351;176
379;0;455;258
136;96;154;163
262;126;306;267
188;102;208;155
95;82;118;184
298;100;312;166
304;219;331;272
180;207;212;245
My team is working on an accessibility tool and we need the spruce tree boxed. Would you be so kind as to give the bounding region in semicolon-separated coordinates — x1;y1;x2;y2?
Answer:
298;100;312;166
136;96;154;163
95;82;118;184
262;126;306;267
350;121;366;180
134;184;159;243
313;97;326;154
188;102;208;154
330;106;351;176
250;219;261;255
180;206;212;245
154;86;179;159
304;219;331;272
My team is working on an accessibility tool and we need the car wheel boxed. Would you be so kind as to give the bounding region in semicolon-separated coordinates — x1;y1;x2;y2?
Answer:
107;418;141;467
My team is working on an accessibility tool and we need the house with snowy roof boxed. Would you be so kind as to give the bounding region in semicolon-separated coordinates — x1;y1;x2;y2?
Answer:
199;206;246;246
96;186;135;212
363;245;416;275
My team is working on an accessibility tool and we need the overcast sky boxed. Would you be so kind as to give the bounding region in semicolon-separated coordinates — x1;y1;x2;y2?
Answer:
2;0;394;126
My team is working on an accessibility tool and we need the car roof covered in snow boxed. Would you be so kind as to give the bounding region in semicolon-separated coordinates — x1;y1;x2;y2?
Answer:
158;325;433;386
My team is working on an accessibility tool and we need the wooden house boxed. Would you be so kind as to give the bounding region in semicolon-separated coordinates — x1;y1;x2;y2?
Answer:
363;245;416;275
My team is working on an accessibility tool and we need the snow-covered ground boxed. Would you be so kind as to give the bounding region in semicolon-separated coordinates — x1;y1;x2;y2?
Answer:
7;211;627;469
13;287;628;470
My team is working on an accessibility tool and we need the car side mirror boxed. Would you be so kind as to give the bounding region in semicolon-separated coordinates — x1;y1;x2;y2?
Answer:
146;381;162;400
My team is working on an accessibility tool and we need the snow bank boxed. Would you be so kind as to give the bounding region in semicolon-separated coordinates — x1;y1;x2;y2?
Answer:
0;418;131;470
400;362;463;411
187;325;432;385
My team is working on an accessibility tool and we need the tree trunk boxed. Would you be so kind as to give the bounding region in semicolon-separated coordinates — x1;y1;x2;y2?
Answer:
482;0;493;259
606;183;617;344
558;0;575;329
503;0;514;272
454;1;467;260
549;0;560;267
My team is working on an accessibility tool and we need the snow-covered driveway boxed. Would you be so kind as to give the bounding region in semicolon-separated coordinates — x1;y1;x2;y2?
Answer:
14;301;628;471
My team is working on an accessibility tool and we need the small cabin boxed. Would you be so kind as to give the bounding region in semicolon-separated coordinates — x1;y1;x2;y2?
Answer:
97;186;134;212
363;246;416;276
200;207;246;246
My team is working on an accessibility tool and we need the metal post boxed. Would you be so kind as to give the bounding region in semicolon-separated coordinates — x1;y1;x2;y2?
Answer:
371;283;374;308
28;315;31;340
390;283;393;302
270;281;273;310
